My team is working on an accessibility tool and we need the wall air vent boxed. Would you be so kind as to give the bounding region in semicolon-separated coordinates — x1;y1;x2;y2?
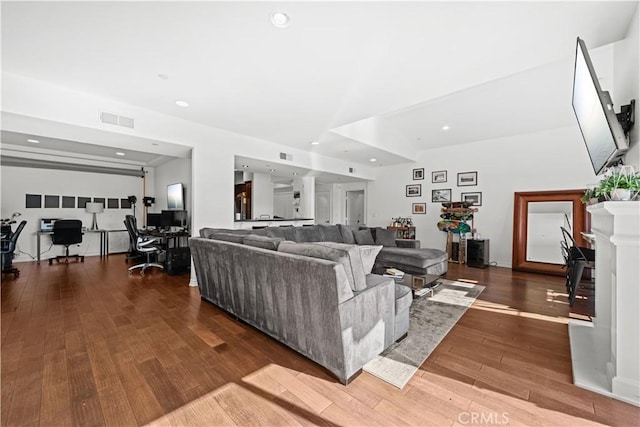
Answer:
349;167;355;173
100;112;135;129
279;152;293;161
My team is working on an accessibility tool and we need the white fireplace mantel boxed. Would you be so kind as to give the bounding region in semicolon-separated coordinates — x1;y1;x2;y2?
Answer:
569;201;640;406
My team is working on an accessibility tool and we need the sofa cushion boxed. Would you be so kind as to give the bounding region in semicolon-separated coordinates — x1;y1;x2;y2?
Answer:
337;224;359;244
266;226;297;241
278;241;367;291
318;224;344;243
354;229;375;245
208;232;245;244
243;234;284;250
377;247;448;269
294;225;322;242
200;227;251;238
374;228;397;247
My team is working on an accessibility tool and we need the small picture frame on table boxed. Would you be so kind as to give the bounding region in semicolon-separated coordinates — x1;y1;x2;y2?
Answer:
413;168;424;180
432;170;447;183
406;184;422;197
412;202;426;214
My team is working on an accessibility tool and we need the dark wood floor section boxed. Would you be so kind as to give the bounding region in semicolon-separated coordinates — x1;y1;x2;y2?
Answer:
2;256;637;426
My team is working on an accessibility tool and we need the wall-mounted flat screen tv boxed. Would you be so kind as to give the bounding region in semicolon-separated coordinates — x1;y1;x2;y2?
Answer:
572;37;629;175
167;182;184;210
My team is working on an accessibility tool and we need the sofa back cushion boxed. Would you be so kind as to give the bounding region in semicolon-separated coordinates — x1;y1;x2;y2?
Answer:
200;227;251;238
278;241;367;291
354;228;375;245
337;224;359;244
318;225;344;243
208;232;246;244
266;226;297;241
294;225;322;242
243;234;284;250
374;228;397;247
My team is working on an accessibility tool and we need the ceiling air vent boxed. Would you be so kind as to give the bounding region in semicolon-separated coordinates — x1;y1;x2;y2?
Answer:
100;112;134;129
279;152;293;161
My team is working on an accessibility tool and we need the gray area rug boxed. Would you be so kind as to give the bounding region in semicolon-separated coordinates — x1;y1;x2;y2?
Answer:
363;279;485;388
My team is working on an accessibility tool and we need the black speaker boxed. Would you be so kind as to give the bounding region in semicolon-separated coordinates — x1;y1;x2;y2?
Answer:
467;239;489;268
166;247;191;275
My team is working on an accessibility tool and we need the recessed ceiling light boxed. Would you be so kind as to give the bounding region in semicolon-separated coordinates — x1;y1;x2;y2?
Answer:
27;138;39;143
269;169;276;172
158;74;168;80
175;100;189;107
152;143;159;146
442;125;450;131
292;172;298;176
369;158;377;162
271;12;290;28
310;141;319;145
116;152;125;156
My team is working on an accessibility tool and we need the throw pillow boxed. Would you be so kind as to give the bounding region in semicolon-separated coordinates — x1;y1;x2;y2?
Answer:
278;241;367;291
243;234;284;250
374;228;397;247
318;224;344;243
353;229;375;245
337;224;358;244
294;226;322;242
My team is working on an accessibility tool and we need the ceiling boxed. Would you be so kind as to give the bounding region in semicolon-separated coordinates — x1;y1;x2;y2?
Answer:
1;1;638;174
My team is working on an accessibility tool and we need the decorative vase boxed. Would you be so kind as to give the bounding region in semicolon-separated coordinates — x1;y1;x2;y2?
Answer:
610;188;632;201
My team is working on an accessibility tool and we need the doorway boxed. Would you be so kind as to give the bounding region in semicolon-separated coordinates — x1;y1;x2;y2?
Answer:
346;190;365;225
315;190;331;224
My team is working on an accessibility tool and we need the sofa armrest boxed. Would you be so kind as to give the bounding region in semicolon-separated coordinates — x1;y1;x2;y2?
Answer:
396;239;421;249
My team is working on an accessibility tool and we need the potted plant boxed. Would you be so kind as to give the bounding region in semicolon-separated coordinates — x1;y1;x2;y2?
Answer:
597;166;640;201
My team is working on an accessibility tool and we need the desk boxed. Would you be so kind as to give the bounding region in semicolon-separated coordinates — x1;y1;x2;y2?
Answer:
142;229;190;249
36;229;127;263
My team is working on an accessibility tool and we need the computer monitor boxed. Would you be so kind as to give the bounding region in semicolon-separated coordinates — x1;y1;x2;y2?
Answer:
161;210;187;228
146;213;163;229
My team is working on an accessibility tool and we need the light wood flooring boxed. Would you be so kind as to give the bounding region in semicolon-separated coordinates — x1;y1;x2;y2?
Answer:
1;255;638;426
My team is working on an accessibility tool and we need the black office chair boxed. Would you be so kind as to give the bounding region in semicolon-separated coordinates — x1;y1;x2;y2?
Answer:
49;219;85;264
1;220;27;277
124;215;164;275
561;226;595;306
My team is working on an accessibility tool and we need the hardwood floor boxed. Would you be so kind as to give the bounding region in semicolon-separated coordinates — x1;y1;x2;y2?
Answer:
2;256;637;426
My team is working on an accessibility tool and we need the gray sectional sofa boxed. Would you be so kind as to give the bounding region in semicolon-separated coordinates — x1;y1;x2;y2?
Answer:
190;224;447;384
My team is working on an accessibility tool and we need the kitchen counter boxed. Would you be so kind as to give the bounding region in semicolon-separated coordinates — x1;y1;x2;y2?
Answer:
233;218;314;229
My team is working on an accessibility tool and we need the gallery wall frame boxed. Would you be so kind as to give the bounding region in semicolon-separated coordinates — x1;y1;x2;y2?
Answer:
406;184;422;197
457;171;478;186
432;170;447;183
432;189;452;203
461;192;482;206
413;168;424;180
412;202;426;214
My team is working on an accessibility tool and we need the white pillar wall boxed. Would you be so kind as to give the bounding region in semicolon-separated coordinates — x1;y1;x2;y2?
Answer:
293;176;315;219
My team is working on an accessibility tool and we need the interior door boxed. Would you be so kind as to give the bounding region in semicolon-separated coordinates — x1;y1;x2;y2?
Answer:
346;190;365;225
315;190;331;224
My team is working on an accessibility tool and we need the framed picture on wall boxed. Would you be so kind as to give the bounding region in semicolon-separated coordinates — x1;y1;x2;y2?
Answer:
432;189;451;203
461;192;482;206
406;184;422;197
432;170;447;183
412;202;426;214
413;168;424;180
457;171;478;186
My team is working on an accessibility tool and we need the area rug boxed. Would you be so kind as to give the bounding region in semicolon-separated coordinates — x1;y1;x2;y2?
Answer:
363;279;484;388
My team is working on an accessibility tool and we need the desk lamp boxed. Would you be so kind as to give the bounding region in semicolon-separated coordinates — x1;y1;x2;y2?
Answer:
86;202;104;230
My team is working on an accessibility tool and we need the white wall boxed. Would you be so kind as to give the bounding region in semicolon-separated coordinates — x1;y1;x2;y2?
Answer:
151;157;192;228
0;165;147;262
251;172;274;219
615;4;640;170
368;126;596;267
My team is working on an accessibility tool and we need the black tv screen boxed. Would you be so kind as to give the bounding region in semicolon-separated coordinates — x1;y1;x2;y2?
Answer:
572;37;628;175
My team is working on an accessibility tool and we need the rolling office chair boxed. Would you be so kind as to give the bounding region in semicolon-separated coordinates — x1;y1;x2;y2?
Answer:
124;215;164;275
49;219;85;264
1;220;27;278
561;226;595;306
